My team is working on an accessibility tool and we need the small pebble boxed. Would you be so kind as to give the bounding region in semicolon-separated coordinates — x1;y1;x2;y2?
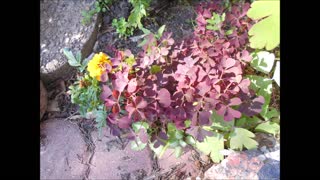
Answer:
260;146;269;153
257;154;266;162
265;150;280;161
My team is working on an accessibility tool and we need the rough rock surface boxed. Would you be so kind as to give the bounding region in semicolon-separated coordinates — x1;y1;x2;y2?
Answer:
40;0;101;85
88;129;154;179
40;119;87;179
204;143;280;180
40;80;48;120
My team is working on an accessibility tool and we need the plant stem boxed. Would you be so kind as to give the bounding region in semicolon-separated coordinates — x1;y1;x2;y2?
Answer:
159;141;170;158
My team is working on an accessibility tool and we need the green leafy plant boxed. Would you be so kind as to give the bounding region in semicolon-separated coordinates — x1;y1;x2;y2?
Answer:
247;0;280;50
63;49;107;133
82;0;112;25
206;12;225;31
112;0;151;38
112;17;134;38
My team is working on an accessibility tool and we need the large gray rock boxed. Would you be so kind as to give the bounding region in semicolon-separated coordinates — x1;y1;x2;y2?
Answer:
40;80;47;120
40;0;102;85
40;119;87;179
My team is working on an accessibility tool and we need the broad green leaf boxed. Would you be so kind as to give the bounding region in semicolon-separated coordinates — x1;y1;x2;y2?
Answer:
206;12;225;31
93;109;107;137
80;56;91;72
167;123;177;135
179;140;187;147
273;61;280;86
125;55;136;67
149;143;164;157
247;0;280;50
184;120;191;128
141;27;151;35
150;65;161;74
255;121;280;136
63;48;81;67
157;25;166;38
211;110;234;131
175;131;184;139
132;122;149;132
185;135;196;145
225;29;233;35
168;139;180;148
196;133;224;163
235;116;261;129
251;51;275;74
138;39;148;47
264;108;279;120
247;75;272;119
206;25;217;31
175;146;183;158
230;127;258;151
131;138;147;151
76;51;82;62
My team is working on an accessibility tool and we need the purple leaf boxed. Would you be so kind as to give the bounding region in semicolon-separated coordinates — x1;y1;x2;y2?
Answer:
157;88;171;107
199;111;212;126
112;103;120;114
138;128;148;143
184;88;194;102
197;66;207;82
107;121;121;136
202;9;212;18
128;78;138;93
224;107;241;121
100;72;109;82
160;47;169;56
197;79;211;96
229;97;242;106
113;71;129;92
222;58;236;69
135;97;147;109
238;79;250;94
100;85;112;100
153;131;168;148
105;99;116;107
118;116;131;129
124;49;132;57
186;126;213;142
238;95;265;116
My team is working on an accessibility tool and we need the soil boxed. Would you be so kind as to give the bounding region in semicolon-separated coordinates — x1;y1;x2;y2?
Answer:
95;0;201;55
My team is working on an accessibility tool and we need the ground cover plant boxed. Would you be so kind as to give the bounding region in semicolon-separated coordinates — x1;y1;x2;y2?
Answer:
65;0;280;163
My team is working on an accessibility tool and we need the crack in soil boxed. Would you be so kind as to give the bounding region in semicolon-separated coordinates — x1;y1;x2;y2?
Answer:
78;119;96;180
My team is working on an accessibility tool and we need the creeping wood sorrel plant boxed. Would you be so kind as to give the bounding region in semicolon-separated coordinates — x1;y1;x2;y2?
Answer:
65;0;279;163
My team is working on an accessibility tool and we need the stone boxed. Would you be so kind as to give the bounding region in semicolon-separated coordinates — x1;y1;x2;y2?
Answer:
257;159;280;180
260;146;269;153
158;148;193;170
157;148;200;178
40;80;48;120
40;119;87;179
265;150;280;161
40;0;102;85
204;149;280;180
255;132;277;149
88;129;153;179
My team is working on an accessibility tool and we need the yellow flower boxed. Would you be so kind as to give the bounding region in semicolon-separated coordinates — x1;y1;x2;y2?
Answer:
87;52;112;81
